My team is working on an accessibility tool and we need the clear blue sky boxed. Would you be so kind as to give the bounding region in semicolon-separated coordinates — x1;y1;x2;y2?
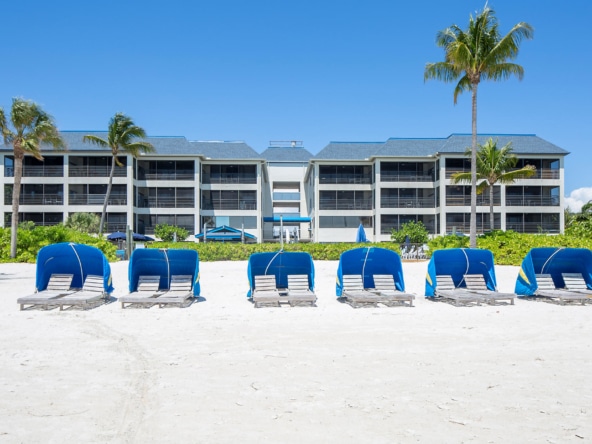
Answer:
2;0;590;209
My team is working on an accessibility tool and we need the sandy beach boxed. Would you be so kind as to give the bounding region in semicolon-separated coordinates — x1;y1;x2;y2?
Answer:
0;259;591;443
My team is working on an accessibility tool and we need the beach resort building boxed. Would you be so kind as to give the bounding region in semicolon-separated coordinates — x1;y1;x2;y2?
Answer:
1;132;567;243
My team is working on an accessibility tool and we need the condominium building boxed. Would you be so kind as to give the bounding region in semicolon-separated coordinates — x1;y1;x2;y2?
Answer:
1;132;567;243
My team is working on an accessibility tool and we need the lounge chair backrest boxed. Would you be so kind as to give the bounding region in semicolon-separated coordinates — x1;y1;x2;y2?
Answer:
288;274;310;291
435;275;456;291
536;274;557;291
254;275;277;292
342;275;364;291
562;273;589;291
137;275;161;292
373;274;396;291
464;274;489;291
81;275;105;293
169;275;193;291
46;274;74;291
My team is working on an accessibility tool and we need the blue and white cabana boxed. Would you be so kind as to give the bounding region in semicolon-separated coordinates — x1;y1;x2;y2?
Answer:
128;248;200;296
425;248;497;297
336;247;406;296
515;247;592;296
35;242;113;293
246;251;314;298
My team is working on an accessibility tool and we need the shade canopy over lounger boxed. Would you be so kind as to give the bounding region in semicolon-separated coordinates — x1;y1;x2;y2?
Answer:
128;248;200;296
336;247;406;297
35;242;113;293
515;247;592;296
425;248;497;297
246;251;314;298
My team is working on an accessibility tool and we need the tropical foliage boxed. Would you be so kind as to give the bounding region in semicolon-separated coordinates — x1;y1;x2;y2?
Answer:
65;212;100;234
83;113;154;234
451;138;536;230
425;6;533;248
0;98;65;258
390;221;429;244
154;224;189;242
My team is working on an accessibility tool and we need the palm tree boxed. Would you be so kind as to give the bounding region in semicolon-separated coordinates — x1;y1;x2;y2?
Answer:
451;138;536;231
83;113;154;235
425;6;533;247
0;98;65;258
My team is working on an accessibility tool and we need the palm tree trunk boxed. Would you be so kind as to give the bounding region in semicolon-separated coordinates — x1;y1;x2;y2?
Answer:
470;83;478;248
10;152;24;258
489;185;494;231
98;156;116;235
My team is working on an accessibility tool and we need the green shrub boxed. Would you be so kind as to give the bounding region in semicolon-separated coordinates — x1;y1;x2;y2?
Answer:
154;224;189;242
65;212;100;234
391;221;430;244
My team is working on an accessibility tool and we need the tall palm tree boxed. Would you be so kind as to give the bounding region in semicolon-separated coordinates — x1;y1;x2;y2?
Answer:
83;113;154;235
0;98;65;258
425;6;533;247
451;138;536;231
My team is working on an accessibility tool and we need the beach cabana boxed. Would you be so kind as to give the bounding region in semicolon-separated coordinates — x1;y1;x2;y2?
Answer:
515;247;592;296
128;248;200;296
336;247;406;297
246;251;314;298
34;242;113;294
425;248;497;297
195;225;256;243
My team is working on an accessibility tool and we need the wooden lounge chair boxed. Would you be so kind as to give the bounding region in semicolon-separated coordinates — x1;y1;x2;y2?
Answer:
434;275;483;306
341;275;380;308
252;275;281;308
286;274;317;307
154;275;194;308
369;274;415;307
463;274;516;305
53;275;107;311
120;275;163;308
561;273;592;297
17;274;75;310
534;274;589;305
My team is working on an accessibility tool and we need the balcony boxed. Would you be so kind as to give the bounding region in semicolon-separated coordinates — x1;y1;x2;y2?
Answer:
69;166;126;177
69;194;128;205
319;174;372;185
5;166;64;177
506;222;560;234
273;192;301;201
510;168;559;180
319;199;373;210
16;194;64;205
202;200;257;210
138;197;195;208
445;196;500;206
143;170;194;181
202;174;257;184
506;196;560;206
381;197;435;208
380;172;434;182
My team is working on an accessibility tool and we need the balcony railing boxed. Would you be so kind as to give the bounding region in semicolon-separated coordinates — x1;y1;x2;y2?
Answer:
202;174;257;184
319;199;373;210
319;174;372;184
380;172;434;182
4;166;64;177
506;196;560;206
15;194;64;205
201;200;257;210
509;168;559;180
138;197;195;208
273;192;301;201
142;171;194;181
381;224;436;235
445;223;501;233
506;222;560;234
381;197;435;208
445;169;469;179
445;196;501;206
69;194;128;205
69;166;126;177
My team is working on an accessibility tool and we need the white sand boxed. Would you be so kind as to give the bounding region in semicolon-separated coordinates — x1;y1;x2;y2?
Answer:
0;260;591;443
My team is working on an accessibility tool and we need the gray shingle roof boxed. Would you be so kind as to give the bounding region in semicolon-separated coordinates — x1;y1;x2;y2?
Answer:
439;134;570;155
261;146;314;161
188;141;261;160
313;142;384;160
377;138;444;157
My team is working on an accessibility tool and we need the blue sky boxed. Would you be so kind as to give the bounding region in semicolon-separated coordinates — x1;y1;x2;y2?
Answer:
2;0;590;210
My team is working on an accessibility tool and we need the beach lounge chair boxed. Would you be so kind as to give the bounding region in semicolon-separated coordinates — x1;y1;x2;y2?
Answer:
463;274;516;305
534;274;589;305
369;274;415;307
17;274;75;310
154;275;194;308
119;275;163;308
561;273;592;296
252;275;281;308
286;274;317;307
341;275;380;308
434;275;483;306
53;275;108;311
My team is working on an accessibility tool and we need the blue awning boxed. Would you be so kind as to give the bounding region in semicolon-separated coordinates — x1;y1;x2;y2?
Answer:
263;216;311;223
194;225;256;240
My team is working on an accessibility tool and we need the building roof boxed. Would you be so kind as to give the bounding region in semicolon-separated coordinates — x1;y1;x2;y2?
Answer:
438;134;570;155
313;142;384;160
188;141;261;160
261;146;314;162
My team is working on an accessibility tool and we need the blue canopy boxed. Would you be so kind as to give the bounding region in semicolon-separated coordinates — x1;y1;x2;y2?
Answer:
425;248;497;297
246;251;314;298
515;247;592;296
35;242;113;293
107;231;154;241
128;248;200;296
195;225;256;242
336;247;405;297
